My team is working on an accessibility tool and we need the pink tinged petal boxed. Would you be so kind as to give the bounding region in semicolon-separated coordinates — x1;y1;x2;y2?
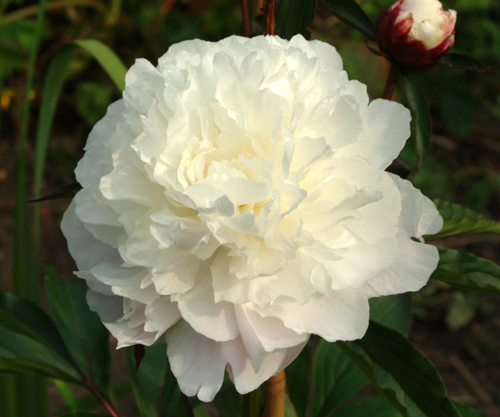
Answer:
144;297;181;336
166;320;226;402
366;99;411;170
177;275;240;342
61;201;122;271
87;291;157;348
235;305;308;371
363;231;439;298
257;289;369;343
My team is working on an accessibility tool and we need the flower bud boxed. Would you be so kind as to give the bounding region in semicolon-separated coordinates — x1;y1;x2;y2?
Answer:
375;0;457;72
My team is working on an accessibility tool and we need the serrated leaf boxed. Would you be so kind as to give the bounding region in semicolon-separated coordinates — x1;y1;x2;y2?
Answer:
319;0;375;40
275;0;316;40
126;344;180;417
439;53;490;72
430;200;500;239
399;74;431;171
45;268;111;395
431;248;500;294
357;321;461;417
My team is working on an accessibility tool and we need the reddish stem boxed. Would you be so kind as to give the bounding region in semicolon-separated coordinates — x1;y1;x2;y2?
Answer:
240;0;250;37
262;0;276;36
83;377;122;417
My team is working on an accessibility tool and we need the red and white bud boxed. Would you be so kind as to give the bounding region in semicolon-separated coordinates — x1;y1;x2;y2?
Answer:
376;0;457;72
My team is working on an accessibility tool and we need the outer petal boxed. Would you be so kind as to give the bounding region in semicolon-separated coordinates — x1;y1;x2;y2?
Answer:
255;289;369;343
366;99;411;170
61;200;122;271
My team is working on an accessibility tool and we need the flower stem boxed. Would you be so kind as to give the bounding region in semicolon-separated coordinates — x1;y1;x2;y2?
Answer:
83;378;122;417
261;371;286;417
240;0;250;37
243;388;260;417
382;64;399;100
262;0;276;36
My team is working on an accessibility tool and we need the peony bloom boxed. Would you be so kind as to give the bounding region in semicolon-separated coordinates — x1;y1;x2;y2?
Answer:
62;35;443;401
376;0;457;71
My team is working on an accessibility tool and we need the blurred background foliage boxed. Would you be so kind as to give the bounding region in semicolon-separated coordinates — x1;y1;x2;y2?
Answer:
0;0;499;415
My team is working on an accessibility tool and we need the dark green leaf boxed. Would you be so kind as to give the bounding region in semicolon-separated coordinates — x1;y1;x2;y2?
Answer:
285;393;299;417
30;183;82;203
432;248;500;294
216;376;243;417
319;0;375;40
312;341;367;417
0;291;75;367
399;74;431;171
439;53;490;72
369;293;412;337
0;327;81;383
285;343;311;417
56;412;110;417
332;394;402;417
358;321;461;417
126;344;180;417
429;200;500;239
45;268;111;395
453;402;488;417
275;0;316;39
336;342;407;416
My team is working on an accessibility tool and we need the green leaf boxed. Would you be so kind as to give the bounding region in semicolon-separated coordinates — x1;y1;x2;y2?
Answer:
399;74;431;171
431;248;500;294
332;394;402;417
453;402;488;417
439;53;490;72
430;200;500;239
216;377;243;417
56;412;111;417
73;39;126;92
285;343;311;417
285;393;299;417
45;268;111;395
0;291;75;367
357;321;461;417
336;342;407;416
126;344;180;417
275;0;316;40
0;327;81;383
312;341;367;417
319;0;375;40
30;183;82;203
369;293;412;337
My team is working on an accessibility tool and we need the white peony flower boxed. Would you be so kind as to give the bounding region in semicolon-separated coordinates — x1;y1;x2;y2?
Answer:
62;34;443;402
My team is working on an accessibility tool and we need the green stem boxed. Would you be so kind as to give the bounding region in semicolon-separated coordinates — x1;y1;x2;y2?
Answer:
382;64;399;100
243;388;260;417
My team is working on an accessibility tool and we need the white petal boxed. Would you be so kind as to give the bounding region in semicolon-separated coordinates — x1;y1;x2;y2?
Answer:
363;231;439;298
166;320;226;402
177;275;240;342
366;99;411;170
61;200;122;271
257;289;369;342
144;296;181;336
